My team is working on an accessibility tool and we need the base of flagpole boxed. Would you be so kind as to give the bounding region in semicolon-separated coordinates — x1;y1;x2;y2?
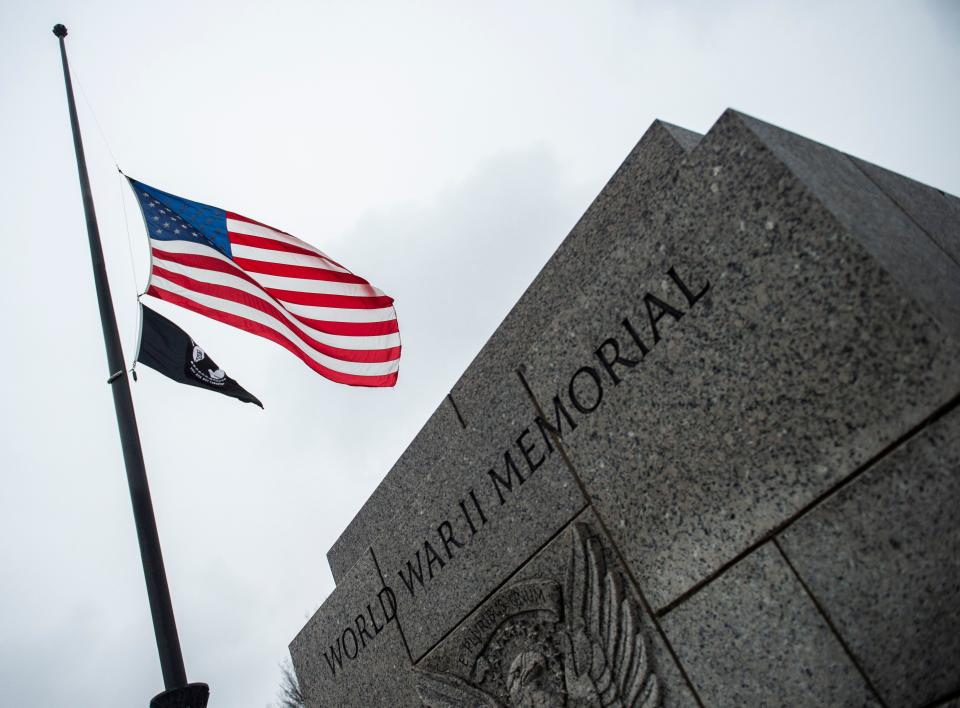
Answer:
149;682;209;708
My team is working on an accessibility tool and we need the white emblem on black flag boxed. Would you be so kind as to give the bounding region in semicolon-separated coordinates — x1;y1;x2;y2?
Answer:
136;304;263;408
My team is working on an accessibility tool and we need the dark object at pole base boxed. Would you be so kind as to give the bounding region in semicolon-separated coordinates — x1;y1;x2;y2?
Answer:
150;683;210;708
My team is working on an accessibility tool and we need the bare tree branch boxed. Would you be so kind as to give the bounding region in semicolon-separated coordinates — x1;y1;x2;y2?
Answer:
273;657;305;708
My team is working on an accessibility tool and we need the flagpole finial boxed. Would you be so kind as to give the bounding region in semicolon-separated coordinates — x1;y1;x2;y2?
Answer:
53;24;68;38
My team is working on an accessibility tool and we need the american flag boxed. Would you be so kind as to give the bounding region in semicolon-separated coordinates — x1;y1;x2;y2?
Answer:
128;178;400;387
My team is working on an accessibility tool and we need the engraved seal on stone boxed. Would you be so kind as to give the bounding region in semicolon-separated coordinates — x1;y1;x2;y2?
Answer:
415;522;660;707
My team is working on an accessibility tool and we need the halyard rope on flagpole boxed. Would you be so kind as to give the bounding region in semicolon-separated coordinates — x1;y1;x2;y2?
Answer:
118;171;161;380
71;55;146;375
71;60;121;169
71;56;144;304
118;173;145;378
119;171;143;296
131;299;144;380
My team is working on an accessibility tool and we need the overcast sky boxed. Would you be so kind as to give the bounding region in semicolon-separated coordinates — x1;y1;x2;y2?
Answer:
2;1;958;706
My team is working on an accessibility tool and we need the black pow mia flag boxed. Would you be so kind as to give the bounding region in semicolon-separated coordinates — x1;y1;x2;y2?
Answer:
135;305;263;408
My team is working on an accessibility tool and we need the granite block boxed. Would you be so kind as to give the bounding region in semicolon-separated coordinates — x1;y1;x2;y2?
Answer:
290;548;418;707
356;121;705;661
321;120;704;661
415;508;699;707
520;108;960;611
294;109;960;706
739;113;960;335
662;542;881;707
778;405;960;708
369;394;588;661
452;119;702;424
330;374;588;666
327;120;701;586
848;155;960;268
327;395;464;584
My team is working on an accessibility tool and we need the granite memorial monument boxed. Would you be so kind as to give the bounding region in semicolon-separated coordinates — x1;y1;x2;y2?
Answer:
290;109;960;708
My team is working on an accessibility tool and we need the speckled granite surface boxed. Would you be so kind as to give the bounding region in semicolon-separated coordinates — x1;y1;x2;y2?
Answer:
521;109;960;611
326;396;464;584
848;154;960;269
779;407;960;708
290;549;419;707
661;542;882;707
369;389;587;660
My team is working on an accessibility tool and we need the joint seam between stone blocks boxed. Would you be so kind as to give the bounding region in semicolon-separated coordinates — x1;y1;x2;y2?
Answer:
557;452;708;708
516;367;708;708
446;392;466;429
571;476;709;708
408;501;590;665
368;546;415;665
657;389;960;618
771;537;890;707
850;156;960;272
923;687;960;708
516;367;593;504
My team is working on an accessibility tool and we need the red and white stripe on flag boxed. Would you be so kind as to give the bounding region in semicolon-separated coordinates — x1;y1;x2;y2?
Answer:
144;209;400;388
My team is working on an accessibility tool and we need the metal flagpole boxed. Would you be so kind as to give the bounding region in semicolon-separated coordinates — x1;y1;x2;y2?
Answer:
52;24;208;708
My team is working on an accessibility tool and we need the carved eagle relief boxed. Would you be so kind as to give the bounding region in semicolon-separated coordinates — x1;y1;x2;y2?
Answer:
415;523;660;707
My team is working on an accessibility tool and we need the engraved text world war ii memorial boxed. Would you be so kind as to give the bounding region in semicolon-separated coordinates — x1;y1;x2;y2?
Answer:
289;110;960;707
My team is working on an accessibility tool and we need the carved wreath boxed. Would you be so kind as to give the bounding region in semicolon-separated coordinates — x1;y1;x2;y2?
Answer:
415;522;660;707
